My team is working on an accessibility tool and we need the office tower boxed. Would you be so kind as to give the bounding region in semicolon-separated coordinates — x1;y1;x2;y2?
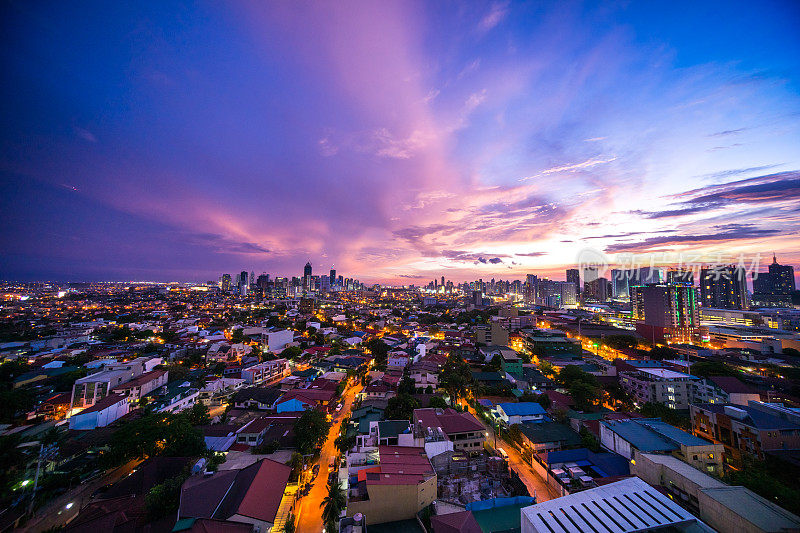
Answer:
525;274;538;304
256;274;269;289
667;268;694;285
338;275;343;286
631;283;698;343
472;290;483;307
611;269;629;299
249;271;255;285
220;274;231;292
441;276;445;289
583;266;599;286
752;255;795;307
700;266;747;309
566;268;580;294
769;254;796;294
561;282;577;306
583;277;610;302
329;268;336;285
320;275;330;293
303;262;312;292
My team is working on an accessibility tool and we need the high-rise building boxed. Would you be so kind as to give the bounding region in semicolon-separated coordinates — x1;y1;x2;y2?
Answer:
566;268;580;295
329;268;336;285
583;277;610;302
583;266;599;285
256;274;269;289
249;271;255;285
667;268;694;285
303;262;312;292
700;266;747;309
631;283;698;343
524;274;538;304
769;254;796;294
220;273;231;292
611;269;629;299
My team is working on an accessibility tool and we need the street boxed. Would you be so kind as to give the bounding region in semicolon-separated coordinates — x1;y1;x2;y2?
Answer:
294;381;362;533
463;403;557;502
21;458;142;532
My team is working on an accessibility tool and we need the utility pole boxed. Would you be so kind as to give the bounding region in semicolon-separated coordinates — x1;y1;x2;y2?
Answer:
28;443;44;515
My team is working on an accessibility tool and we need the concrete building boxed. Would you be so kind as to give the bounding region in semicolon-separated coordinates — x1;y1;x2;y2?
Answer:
111;369;169;403
413;408;486;452
691;376;761;406
68;393;130;430
632;453;800;533
631;283;698;343
690;401;800;468
346;446;437;526
520;477;714;533
261;329;294;353
494;402;547;426
600;418;724;475
241;358;289;385
619;367;700;410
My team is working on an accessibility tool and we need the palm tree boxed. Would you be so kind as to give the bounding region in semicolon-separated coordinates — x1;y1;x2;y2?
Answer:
320;480;346;531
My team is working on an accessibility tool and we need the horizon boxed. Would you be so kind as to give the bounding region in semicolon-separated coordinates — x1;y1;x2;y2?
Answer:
2;1;799;284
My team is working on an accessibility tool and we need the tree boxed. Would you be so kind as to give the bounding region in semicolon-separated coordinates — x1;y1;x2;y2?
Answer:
557;365;598;389
428;396;449;409
321;480;346;532
440;353;474;406
185;402;210;425
385;394;420;421
334;432;356;455
639;402;691;429
101;412;206;468
605;383;634;411
538;361;555;378
294;409;330;456
647;346;678;361
579;427;601;452
569;381;603;411
520;391;551;409
398;368;416;396
287;452;304;482
689;361;739;378
280;346;303;360
486;354;503;372
601;335;638;351
146;473;188;519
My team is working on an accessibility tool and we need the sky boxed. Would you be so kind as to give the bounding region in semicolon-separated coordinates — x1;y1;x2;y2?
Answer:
1;0;799;284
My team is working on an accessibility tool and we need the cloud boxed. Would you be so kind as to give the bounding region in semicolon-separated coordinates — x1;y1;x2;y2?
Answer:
604;225;782;253
708;128;747;137
478;2;509;34
520;157;617;182
697;164;784;180
515;252;547;257
74;127;97;143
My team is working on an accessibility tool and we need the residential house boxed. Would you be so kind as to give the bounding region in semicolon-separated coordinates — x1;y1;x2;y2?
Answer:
346;446;437;526
68;393;130;430
495;402;547;426
179;459;292;532
413;408;486;452
518;422;581;453
241;359;289;385
691;376;761;406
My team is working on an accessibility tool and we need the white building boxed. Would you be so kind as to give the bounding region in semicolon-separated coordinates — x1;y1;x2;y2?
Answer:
619;367;700;409
261;329;294;353
241;359;290;385
68;393;130;430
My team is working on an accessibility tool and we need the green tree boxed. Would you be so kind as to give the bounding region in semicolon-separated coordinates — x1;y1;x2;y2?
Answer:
185;402;211;425
294;409;330;455
601;335;638;351
638;402;691;429
569;381;603;411
321;480;346;532
440;353;474;406
334;431;356;455
520;391;551;409
146;473;188;519
689;361;739;378
538;360;555;378
385;394;420;421
428;396;449;409
287;452;304;482
486;354;503;372
557;365;598;389
579;427;601;452
647;346;679;361
398;368;416;396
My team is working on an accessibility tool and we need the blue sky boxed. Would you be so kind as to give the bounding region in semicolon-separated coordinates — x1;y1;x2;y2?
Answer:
1;1;799;282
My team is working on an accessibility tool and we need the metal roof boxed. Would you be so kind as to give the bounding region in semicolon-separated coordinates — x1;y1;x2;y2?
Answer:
521;477;710;533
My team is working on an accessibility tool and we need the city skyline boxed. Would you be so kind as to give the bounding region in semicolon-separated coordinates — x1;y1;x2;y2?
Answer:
2;1;800;284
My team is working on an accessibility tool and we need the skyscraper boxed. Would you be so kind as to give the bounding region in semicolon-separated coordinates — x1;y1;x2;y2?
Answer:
610;269;629;299
700;266;747;310
566;269;580;294
631;283;698;343
220;273;231;292
769;254;796;294
303;262;312;292
330;268;336;285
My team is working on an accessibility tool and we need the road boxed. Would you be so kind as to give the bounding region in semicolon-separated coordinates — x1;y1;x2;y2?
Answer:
295;381;362;533
463;403;557;502
22;458;142;532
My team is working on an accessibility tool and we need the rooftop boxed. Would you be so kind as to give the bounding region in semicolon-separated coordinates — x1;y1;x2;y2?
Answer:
521;477;711;533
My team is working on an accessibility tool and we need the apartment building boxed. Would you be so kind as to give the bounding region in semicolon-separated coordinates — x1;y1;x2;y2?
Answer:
413;408;486;452
690;401;800;468
619;367;700;409
690;376;761;406
346;446;437;526
241;358;289;385
111;369;169;402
